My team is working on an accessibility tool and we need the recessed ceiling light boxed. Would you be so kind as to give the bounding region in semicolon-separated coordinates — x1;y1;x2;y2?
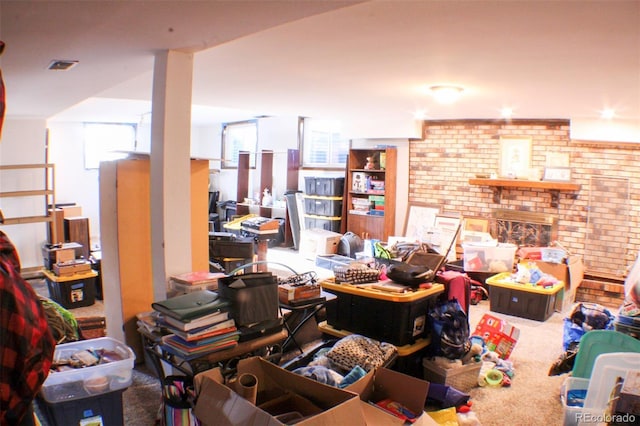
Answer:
47;60;79;71
413;109;427;120
501;107;514;118
429;85;464;104
600;108;615;119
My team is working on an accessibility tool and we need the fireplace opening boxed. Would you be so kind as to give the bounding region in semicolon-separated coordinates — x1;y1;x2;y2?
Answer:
491;209;558;247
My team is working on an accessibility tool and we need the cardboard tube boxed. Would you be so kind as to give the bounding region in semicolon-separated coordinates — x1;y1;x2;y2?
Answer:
234;373;258;405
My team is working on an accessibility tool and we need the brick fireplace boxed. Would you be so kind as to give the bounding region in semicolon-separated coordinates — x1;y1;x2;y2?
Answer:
409;119;632;309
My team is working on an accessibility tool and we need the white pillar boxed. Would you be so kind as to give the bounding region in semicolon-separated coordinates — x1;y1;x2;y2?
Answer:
150;50;193;301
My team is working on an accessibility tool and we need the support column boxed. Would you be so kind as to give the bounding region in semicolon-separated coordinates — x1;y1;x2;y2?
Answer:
150;50;193;301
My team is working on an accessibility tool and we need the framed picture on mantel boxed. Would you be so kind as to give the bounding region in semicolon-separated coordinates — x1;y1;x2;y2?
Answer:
543;167;572;182
499;136;532;179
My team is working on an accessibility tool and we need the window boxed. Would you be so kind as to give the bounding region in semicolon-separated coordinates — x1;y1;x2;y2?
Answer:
301;117;349;168
222;120;258;168
83;122;136;169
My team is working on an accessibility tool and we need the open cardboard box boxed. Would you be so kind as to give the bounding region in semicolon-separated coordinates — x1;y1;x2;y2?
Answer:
346;367;433;425
523;255;584;313
193;356;366;426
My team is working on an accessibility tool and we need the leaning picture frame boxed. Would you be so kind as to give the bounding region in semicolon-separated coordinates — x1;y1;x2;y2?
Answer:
543;166;572;182
403;203;440;241
499;136;532;179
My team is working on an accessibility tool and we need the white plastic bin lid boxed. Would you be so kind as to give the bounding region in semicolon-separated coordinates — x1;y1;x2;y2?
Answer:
584;352;640;410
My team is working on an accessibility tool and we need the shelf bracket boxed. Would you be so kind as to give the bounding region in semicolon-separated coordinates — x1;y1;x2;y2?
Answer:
491;186;502;204
549;190;560;208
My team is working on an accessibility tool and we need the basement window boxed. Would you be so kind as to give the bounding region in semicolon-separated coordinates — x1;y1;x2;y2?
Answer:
83;122;136;169
300;117;348;169
221;120;258;168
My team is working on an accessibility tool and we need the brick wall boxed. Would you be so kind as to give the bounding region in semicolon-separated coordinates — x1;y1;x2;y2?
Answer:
411;119;640;306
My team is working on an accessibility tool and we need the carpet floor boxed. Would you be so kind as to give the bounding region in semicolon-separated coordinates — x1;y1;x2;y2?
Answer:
28;249;586;425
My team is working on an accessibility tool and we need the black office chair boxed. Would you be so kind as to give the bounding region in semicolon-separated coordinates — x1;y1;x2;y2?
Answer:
208;191;220;232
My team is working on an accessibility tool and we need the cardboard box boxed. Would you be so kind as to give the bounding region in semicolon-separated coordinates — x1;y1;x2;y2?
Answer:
346;367;430;425
299;229;342;260
193;357;366;426
527;255;584;312
278;283;321;304
53;259;93;277
61;205;83;218
42;242;83;269
473;313;520;359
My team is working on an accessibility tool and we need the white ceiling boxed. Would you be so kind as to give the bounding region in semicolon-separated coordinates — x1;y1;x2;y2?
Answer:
1;0;639;138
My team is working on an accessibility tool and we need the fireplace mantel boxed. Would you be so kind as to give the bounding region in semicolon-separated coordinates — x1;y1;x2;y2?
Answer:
469;178;581;207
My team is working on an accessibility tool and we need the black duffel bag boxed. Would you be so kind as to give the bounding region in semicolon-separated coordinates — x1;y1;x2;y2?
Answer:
386;262;435;287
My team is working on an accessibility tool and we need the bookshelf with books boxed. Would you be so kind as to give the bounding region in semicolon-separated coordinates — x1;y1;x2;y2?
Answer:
345;146;397;241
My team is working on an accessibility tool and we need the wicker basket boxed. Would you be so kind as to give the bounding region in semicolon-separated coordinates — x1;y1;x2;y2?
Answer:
422;358;482;392
333;263;380;284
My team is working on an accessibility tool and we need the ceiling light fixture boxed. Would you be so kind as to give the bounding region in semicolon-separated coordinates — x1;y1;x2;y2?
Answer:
501;107;514;118
600;108;615;120
47;59;79;71
429;85;464;104
413;109;428;120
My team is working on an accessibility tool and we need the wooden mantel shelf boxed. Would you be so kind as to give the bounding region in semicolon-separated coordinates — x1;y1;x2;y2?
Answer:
469;178;581;207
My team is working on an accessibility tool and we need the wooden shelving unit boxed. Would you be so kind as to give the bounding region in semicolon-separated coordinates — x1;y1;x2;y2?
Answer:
469;178;581;207
345;147;397;241
0;164;56;237
233;149;300;247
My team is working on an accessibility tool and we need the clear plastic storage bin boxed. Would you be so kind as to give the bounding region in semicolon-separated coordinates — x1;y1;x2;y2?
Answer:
463;242;517;273
41;337;135;403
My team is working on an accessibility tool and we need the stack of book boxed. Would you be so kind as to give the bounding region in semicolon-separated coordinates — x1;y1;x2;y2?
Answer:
169;271;226;294
151;290;240;360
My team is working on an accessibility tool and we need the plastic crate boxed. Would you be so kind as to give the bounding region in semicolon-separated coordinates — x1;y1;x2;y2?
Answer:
613;320;640;340
322;279;439;346
462;243;517;273
304;196;343;216
39;388;125;426
43;269;97;309
560;377;591;426
304;215;342;233
445;259;496;285
486;273;563;321
422;359;482;392
315;254;355;270
304;177;345;196
41;337;135;404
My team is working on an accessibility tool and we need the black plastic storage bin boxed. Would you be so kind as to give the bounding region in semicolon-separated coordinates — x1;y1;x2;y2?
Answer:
39;388;126;426
322;282;440;346
304;215;341;233
304;196;343;216
43;269;97;309
445;259;496;285
486;273;562;322
614;315;640;340
304;177;345;196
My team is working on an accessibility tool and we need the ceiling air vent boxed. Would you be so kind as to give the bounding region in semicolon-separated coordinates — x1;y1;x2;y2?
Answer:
47;60;79;71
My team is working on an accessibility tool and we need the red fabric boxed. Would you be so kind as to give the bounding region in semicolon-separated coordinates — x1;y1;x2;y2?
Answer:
436;270;471;315
0;231;56;424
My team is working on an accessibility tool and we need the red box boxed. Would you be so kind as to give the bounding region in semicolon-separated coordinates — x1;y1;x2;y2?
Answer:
473;313;520;359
